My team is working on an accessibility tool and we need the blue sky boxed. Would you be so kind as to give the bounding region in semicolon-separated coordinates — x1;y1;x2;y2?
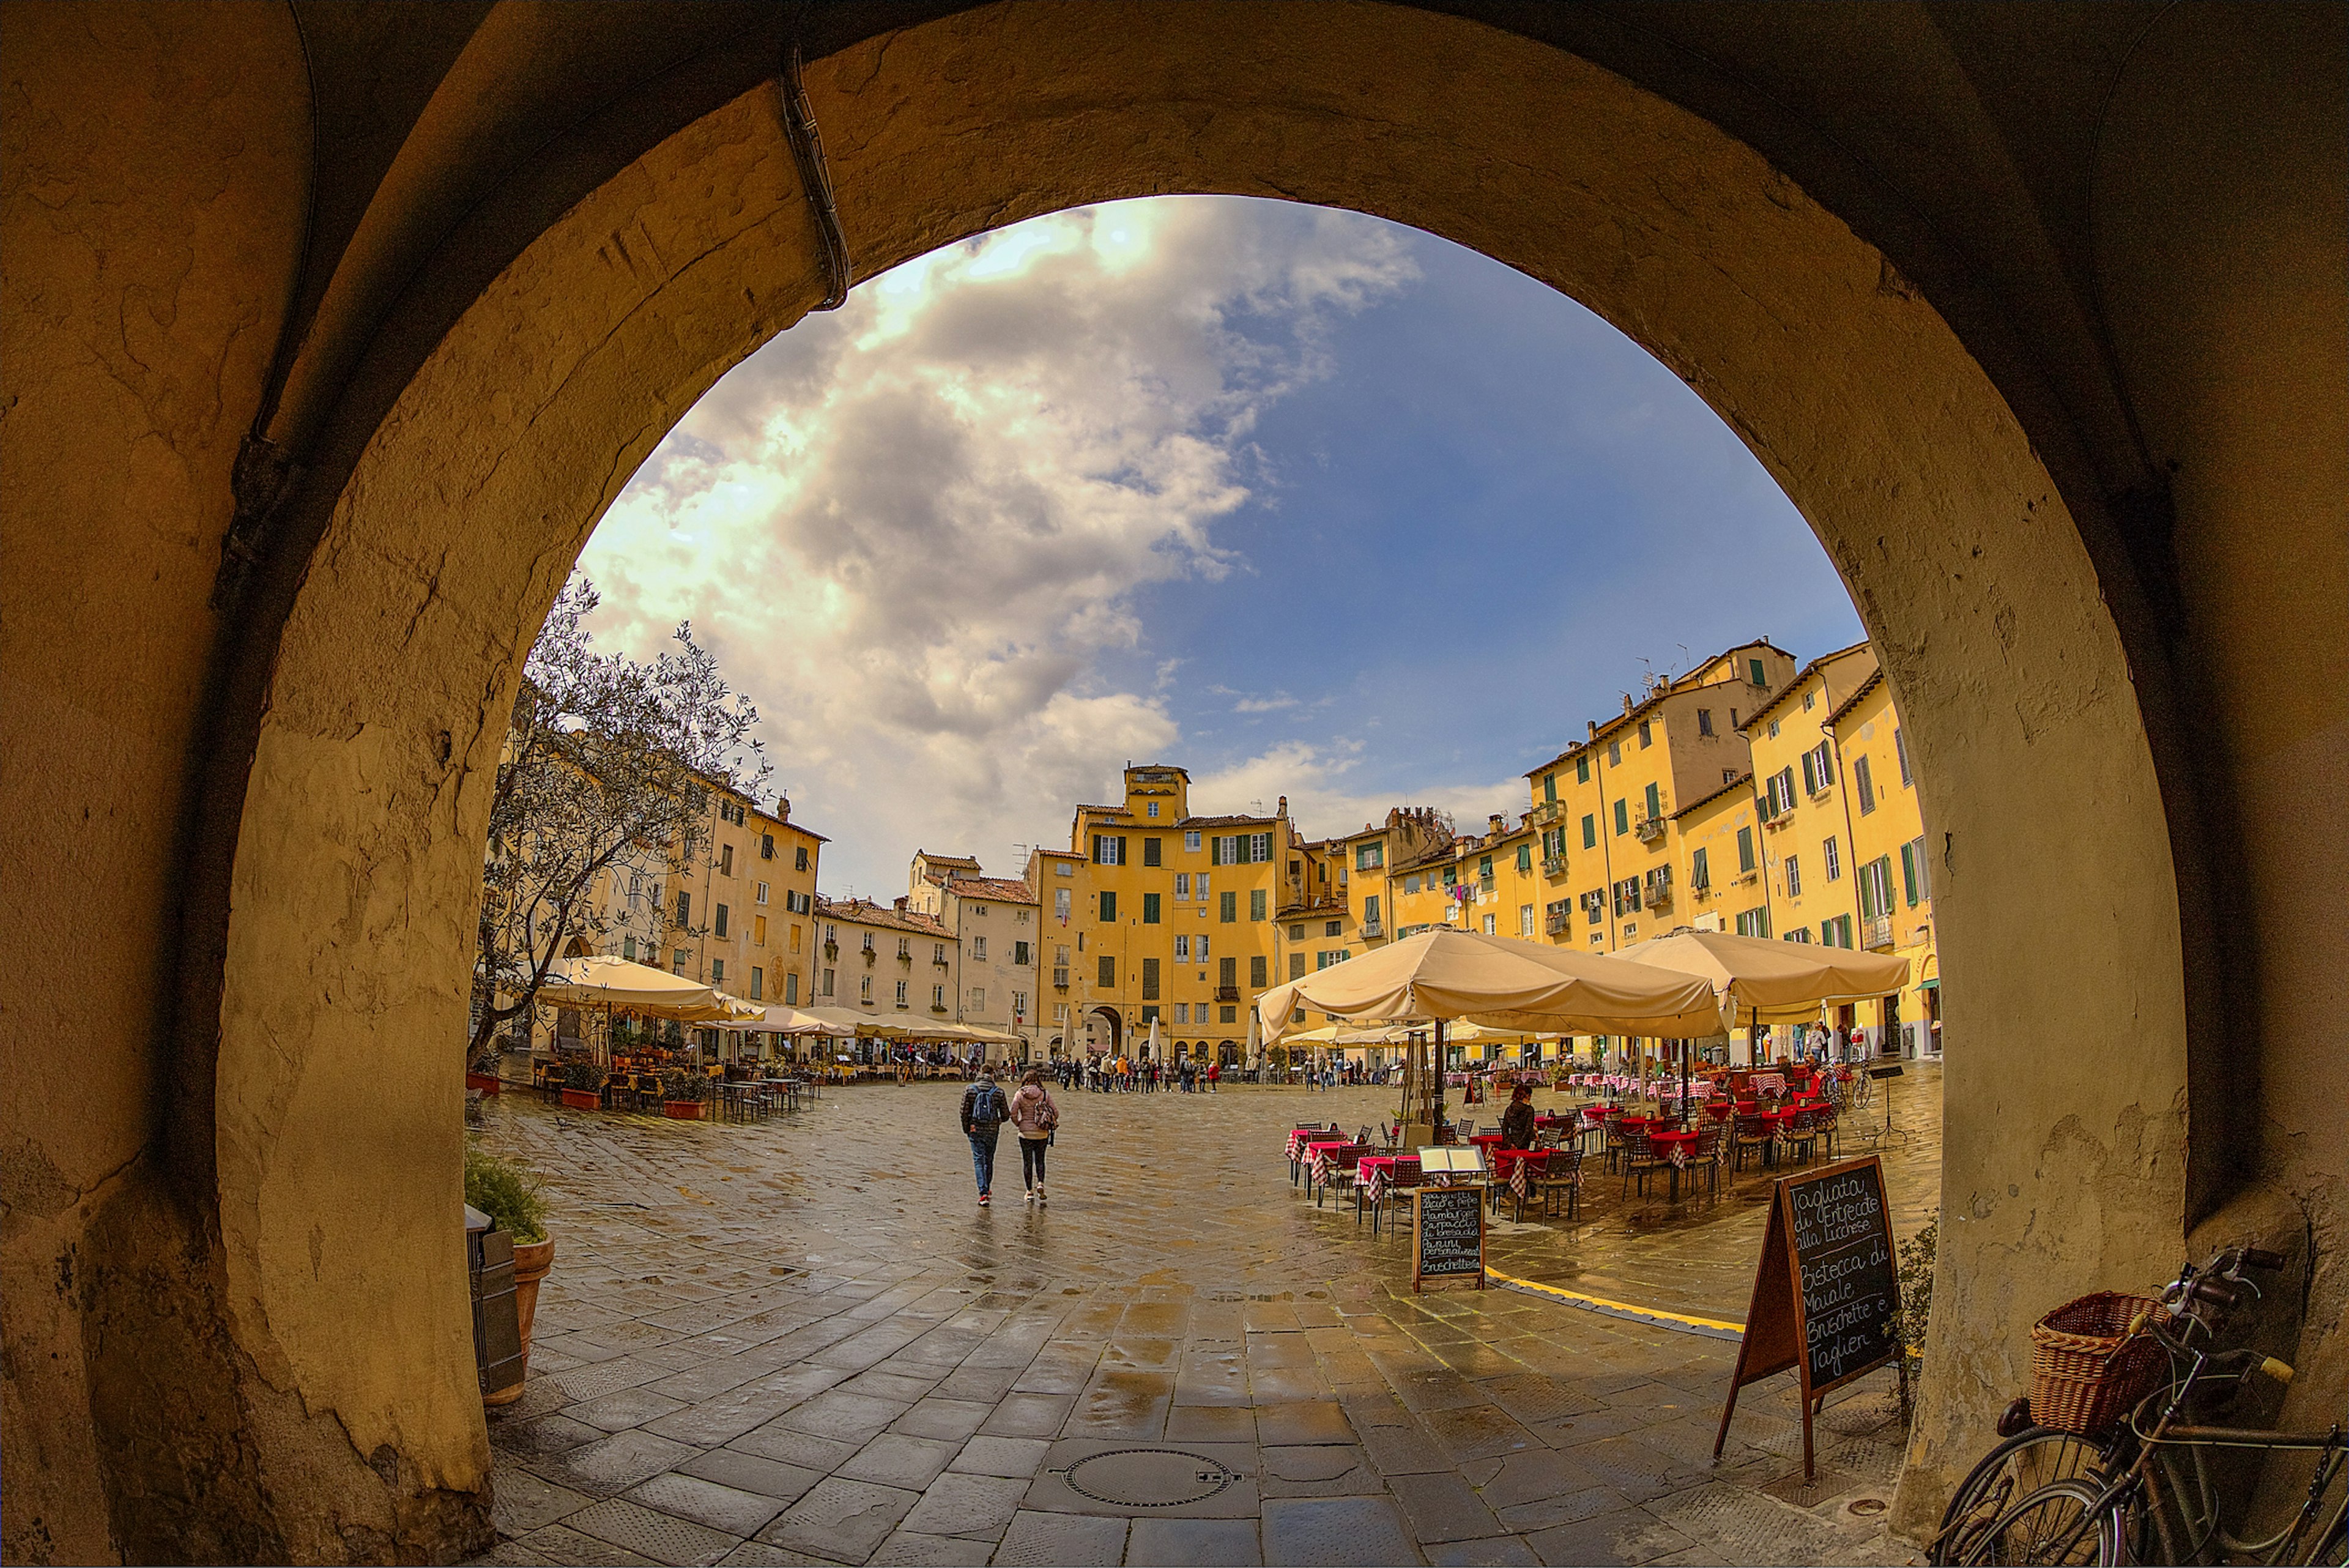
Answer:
579;196;1860;895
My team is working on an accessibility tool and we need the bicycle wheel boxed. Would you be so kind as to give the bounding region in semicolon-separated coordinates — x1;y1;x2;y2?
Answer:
1934;1429;2115;1565
1961;1478;2122;1566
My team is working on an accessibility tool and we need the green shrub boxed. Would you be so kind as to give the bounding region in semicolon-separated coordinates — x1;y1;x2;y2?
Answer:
464;1145;549;1243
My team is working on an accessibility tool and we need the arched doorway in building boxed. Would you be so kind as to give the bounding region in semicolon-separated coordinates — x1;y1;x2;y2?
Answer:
1086;1006;1122;1058
33;7;2328;1560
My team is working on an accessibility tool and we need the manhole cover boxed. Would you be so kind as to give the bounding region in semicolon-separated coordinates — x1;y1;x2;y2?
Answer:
1052;1448;1239;1508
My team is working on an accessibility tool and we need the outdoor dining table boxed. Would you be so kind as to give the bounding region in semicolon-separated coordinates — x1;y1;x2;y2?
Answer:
1302;1140;1353;1200
1354;1153;1421;1232
1757;1107;1805;1167
1648;1129;1702;1199
1488;1145;1549;1209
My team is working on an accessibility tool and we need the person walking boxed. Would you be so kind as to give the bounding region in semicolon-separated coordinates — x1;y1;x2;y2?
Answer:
1008;1068;1058;1203
960;1069;1009;1206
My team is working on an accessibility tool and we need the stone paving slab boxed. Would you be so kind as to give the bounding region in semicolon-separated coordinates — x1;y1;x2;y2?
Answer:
472;1077;1940;1564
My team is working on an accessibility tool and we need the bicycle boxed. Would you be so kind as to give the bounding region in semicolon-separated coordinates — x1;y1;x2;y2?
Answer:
1940;1247;2347;1565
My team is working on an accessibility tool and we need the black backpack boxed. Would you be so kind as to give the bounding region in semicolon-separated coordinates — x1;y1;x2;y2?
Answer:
967;1081;1005;1128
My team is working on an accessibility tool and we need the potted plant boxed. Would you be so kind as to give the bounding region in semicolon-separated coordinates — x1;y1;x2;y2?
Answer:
464;1144;553;1406
660;1068;706;1120
558;1060;603;1111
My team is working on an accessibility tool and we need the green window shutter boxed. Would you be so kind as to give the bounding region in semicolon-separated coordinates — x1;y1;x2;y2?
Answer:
1249;889;1266;920
1098;955;1115;987
1141;958;1159;1000
1576;757;1590;784
1220;891;1236;923
1143;893;1161;923
1543;774;1557;803
1209;836;1223;866
1737;827;1756;872
1644;782;1660;819
1750;657;1765;685
1691;846;1709;888
1220;956;1237;986
1613;800;1628;835
1250;955;1267;987
1099;890;1117;923
1901;842;1918;906
1143;837;1161;867
1479;854;1493;877
1582;814;1597;849
1516;844;1532;872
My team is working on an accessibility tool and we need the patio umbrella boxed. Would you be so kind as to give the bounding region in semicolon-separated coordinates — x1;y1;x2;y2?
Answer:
1256;928;1718;1139
538;954;732;1018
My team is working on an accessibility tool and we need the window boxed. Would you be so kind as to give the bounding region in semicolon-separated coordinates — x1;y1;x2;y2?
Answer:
1858;856;1896;920
1855;754;1877;814
1823;835;1841;881
1356;841;1384;871
1785;854;1802;898
1184;830;1202;852
1902;835;1931;905
1053;1002;1068;1021
1364;894;1380;926
858;973;870;1003
1784;927;1811;943
1583;889;1605;925
1543;773;1557;803
825;923;836;943
1196;874;1209;901
970;985;986;1011
789;921;801;951
1174;1001;1189;1024
623;934;637;960
1143;836;1162;867
1057;860;1075;875
933;942;947;964
1515;842;1532;873
1012;990;1026;1019
1801;741;1831;796
1644;781;1661;821
755;881;770;905
714;903;730;938
971;936;987;961
1895;727;1912;786
1316;949;1345;970
753;915;766;945
1519;904;1535;937
1576;755;1590;784
719;843;733;875
1767;718;1780;740
1220;1005;1238;1024
795;845;810;871
1324;919;1341;937
1750;657;1767;686
1253;832;1273;862
1174;872;1190;899
1250;954;1267;987
822;967;834;996
1608;740;1621;766
1250;889;1267;921
675;890;691;924
1197;935;1209;959
1737;825;1756;873
1013;940;1031;965
1480;913;1496;935
1802;690;1816;712
1288;952;1307;979
788;889;812;913
895;979;908;1005
1099;891;1118;923
1735;907;1772;938
1638;719;1653;748
896;935;911;959
1220;956;1238;989
785;972;798;1004
1098;955;1116;987
1698;708;1715;737
761;831;775;860
1830;913;1854;948
1613;799;1629;836
1094;834;1126;864
1690;847;1709;890
1141;893;1161;924
1220;890;1237;923
675;948;689;975
1054;887;1071;921
1479;855;1493;879
1174;934;1190;962
1582;814;1597;849
932;984;945;1008
1146;800;1160;818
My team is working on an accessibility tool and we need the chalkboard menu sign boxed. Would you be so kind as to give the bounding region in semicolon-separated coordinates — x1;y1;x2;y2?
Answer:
1412;1184;1486;1293
1713;1156;1898;1481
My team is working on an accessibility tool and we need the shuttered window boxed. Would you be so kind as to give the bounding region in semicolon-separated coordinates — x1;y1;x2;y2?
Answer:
1250;955;1267;987
1690;846;1710;890
1099;891;1117;922
1142;893;1161;924
1141;958;1160;1000
1220;891;1237;922
1582;814;1597;849
1737;827;1756;873
1143;836;1162;867
1097;955;1116;987
1855;756;1877;814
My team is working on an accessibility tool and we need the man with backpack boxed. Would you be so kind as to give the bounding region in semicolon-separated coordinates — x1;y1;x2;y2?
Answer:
960;1069;1009;1205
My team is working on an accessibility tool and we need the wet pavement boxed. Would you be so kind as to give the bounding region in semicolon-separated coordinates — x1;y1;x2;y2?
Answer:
470;1068;1942;1566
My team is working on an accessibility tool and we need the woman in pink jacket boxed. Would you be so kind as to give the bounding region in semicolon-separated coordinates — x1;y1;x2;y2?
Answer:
1008;1069;1059;1203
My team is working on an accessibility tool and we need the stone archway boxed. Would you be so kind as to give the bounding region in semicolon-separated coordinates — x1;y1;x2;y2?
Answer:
1086;1006;1123;1058
14;4;2337;1561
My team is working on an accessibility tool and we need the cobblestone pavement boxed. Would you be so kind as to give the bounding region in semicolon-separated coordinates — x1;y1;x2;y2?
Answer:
472;1071;1942;1566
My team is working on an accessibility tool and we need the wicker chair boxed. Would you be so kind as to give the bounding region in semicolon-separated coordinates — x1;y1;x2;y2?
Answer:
1731;1112;1775;1174
1618;1126;1661;1197
1811;1107;1839;1161
1781;1109;1822;1166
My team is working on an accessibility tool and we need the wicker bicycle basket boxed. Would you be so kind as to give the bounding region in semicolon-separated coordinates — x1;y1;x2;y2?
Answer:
2028;1291;2167;1436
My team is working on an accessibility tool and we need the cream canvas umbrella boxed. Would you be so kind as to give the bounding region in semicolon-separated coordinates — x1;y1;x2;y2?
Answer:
1614;929;1909;1122
1256;928;1718;1138
538;954;731;1018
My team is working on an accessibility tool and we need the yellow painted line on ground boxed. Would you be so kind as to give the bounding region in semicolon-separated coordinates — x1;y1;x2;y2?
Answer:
1482;1264;1746;1340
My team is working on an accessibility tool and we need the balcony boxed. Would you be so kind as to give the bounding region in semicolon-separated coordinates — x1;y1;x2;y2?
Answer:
862;948;876;965
1359;920;1384;940
1052;968;1070;989
1215;985;1241;1002
1633;815;1666;845
896;951;912;965
1545;912;1572;935
1646;883;1672;910
1540;854;1567;877
1529;800;1565;826
932;954;949;968
930;1002;949;1014
1761;808;1792;831
823;940;838;959
1862;915;1895;951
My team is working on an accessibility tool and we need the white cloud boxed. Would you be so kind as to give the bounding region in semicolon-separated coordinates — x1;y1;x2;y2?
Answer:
1188;741;1523;847
579;197;1425;890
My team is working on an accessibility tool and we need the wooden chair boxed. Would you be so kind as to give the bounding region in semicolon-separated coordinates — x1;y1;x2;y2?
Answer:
1781;1108;1822;1166
1731;1112;1774;1174
1527;1145;1584;1221
1373;1163;1425;1237
1315;1144;1367;1208
1691;1123;1724;1199
1618;1126;1661;1197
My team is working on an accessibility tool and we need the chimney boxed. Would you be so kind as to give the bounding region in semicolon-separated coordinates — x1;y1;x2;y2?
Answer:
1622;693;1635;715
892;895;908;912
1586;719;1599;741
1277;795;1288;817
1488;814;1505;837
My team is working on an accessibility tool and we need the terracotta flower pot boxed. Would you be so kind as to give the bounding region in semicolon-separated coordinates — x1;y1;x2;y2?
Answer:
466;1071;501;1094
662;1100;704;1120
483;1235;554;1407
558;1087;599;1110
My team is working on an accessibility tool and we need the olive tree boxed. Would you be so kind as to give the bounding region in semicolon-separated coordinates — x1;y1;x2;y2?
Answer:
467;574;768;1065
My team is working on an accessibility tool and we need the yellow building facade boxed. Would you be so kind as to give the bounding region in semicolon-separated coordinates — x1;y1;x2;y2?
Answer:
667;786;826;1009
811;895;959;1024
